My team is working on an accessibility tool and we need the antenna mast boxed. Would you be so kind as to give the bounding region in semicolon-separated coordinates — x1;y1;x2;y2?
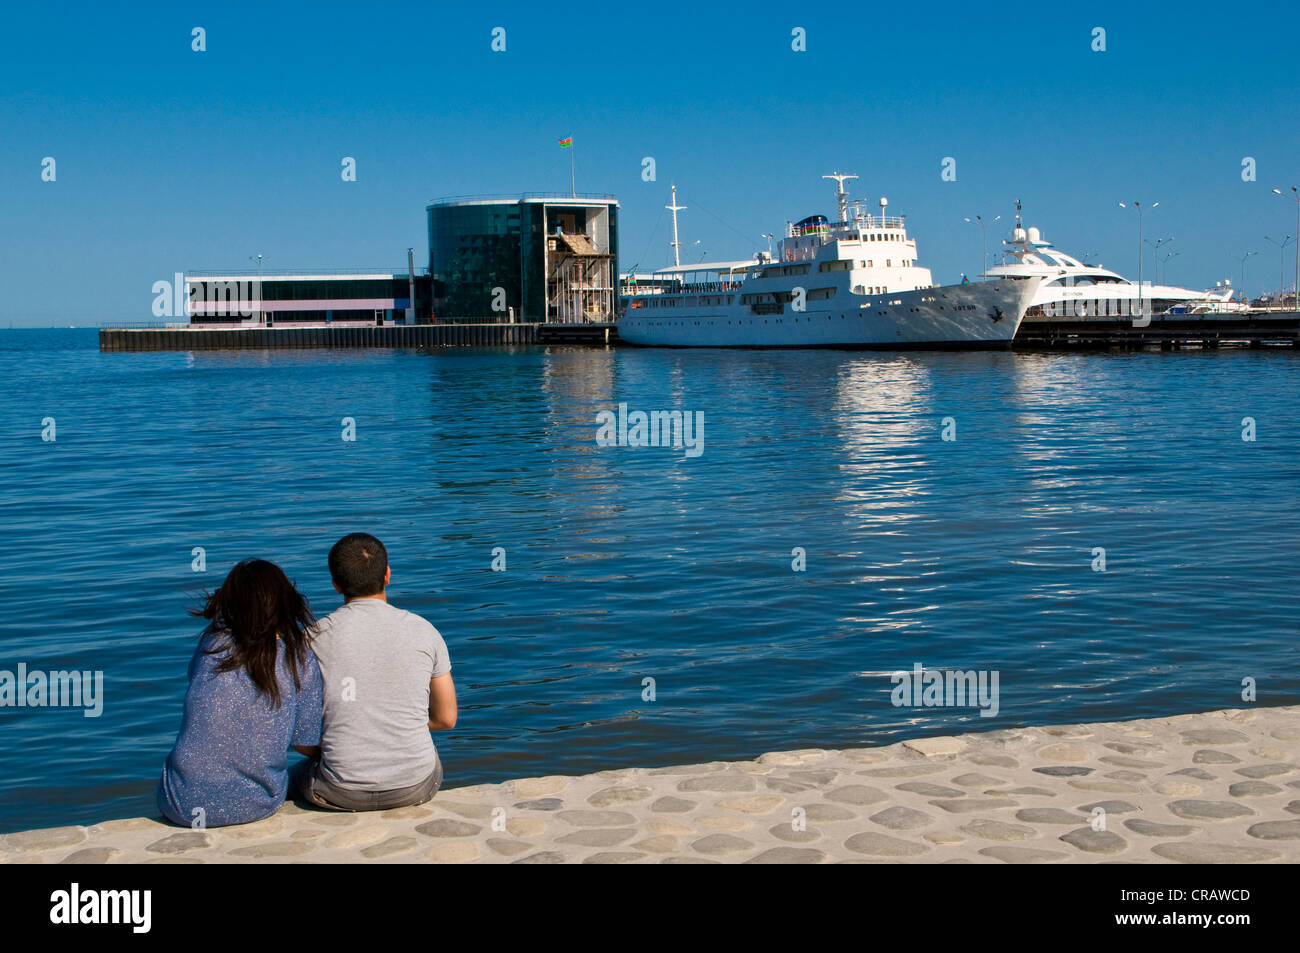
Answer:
823;172;858;224
667;184;687;268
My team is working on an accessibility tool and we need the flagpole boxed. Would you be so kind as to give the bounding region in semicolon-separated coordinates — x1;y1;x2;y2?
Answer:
570;140;576;197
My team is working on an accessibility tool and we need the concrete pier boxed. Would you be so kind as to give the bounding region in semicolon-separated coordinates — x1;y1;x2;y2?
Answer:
98;322;620;351
1016;312;1300;349
99;323;539;352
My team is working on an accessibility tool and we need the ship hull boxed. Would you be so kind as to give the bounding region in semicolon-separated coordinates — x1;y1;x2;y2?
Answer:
619;278;1038;348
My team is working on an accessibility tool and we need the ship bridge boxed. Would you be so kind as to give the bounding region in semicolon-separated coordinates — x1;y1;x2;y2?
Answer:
778;176;917;266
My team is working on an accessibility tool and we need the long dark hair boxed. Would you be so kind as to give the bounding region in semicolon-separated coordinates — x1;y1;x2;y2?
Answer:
190;559;315;707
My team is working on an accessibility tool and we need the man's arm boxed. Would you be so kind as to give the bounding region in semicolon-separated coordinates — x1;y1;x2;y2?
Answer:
427;672;457;730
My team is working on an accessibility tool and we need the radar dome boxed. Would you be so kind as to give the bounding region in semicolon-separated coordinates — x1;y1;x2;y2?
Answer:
1013;227;1027;242
1027;226;1041;243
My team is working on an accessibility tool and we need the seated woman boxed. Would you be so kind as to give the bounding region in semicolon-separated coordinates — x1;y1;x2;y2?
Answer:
157;559;323;827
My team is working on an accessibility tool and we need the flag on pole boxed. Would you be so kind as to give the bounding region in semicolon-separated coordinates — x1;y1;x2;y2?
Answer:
558;137;572;148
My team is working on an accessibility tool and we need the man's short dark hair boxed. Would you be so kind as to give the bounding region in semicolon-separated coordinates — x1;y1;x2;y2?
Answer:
329;533;389;598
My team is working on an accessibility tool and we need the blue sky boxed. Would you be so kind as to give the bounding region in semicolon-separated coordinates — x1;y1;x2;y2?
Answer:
2;1;1298;325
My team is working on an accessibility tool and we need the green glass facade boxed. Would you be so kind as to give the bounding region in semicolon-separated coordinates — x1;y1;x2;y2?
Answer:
428;202;522;318
428;197;619;321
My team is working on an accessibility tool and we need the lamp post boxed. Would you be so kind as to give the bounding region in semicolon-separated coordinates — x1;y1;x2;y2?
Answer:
248;254;269;324
1263;235;1294;309
1274;191;1294;306
1144;236;1173;286
1231;251;1258;301
1119;201;1157;316
1160;250;1180;285
763;233;775;257
963;214;1001;280
1272;188;1300;308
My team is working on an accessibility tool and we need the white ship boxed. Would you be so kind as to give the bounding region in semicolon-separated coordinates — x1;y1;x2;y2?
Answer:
986;209;1244;321
618;175;1041;348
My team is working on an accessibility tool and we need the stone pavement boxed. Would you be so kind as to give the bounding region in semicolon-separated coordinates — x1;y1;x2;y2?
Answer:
2;705;1297;864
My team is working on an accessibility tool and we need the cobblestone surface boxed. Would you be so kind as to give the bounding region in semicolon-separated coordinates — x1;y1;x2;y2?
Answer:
3;706;1296;864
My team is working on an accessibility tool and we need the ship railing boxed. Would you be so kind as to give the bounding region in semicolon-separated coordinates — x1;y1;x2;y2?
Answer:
621;280;745;295
97;321;191;329
838;216;908;232
676;281;743;294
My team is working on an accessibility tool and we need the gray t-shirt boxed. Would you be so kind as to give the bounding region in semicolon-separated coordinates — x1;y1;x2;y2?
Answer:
311;598;451;791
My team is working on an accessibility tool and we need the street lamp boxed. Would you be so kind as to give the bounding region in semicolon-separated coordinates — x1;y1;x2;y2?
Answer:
1144;236;1173;285
1119;201;1157;315
1231;251;1258;301
248;254;269;324
762;233;776;256
1263;235;1294;309
963;214;1001;280
1272;187;1300;308
1159;250;1180;285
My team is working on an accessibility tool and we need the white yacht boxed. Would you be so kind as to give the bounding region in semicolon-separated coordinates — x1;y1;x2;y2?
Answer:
618;176;1041;348
986;211;1243;321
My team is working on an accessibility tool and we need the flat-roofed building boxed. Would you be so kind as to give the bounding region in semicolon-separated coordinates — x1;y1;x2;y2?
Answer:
185;271;434;326
427;194;619;323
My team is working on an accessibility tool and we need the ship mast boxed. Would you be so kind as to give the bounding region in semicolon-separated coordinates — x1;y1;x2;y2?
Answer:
667;184;687;268
823;172;858;224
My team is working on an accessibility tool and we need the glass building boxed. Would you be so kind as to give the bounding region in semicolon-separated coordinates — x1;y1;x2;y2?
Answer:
428;195;619;323
185;272;434;326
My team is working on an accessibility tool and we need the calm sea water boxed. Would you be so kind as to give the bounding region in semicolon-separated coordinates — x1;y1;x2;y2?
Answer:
0;328;1297;832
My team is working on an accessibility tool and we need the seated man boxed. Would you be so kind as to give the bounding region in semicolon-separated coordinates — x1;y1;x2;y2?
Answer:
295;532;457;811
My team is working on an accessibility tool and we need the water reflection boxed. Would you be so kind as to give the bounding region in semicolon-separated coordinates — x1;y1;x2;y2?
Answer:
1;333;1298;832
